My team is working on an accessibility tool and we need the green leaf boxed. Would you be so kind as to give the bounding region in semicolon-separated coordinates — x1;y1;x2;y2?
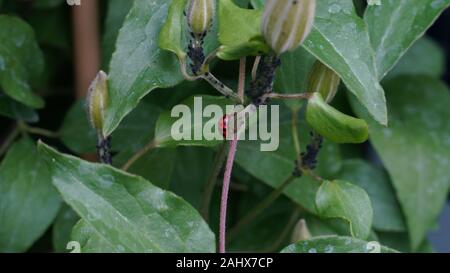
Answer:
385;37;445;80
170;147;215;209
303;214;351;237
0;16;45;109
114;148;177;189
364;0;450;79
154;95;231;148
350;76;450;250
102;0;135;69
0;138;61;252
0;91;39;122
337;159;406;232
304;0;387;125
316;180;373;239
274;47;316;112
159;0;187;59
302;214;381;243
281;235;398;253
250;0;388;126
104;0;184;136
38;142;215;253
52;205;80;253
306;93;369;144
60;99;163;154
217;0;269;60
235;119;342;214
377;231;434;253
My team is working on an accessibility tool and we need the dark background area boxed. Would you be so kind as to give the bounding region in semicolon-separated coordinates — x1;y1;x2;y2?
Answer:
420;9;450;253
429;9;450;85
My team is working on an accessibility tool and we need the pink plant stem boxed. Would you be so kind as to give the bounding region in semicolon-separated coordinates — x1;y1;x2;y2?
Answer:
219;137;238;253
219;57;246;253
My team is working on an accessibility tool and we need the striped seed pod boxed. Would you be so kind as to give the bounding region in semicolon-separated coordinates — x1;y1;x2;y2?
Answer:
186;0;216;40
87;71;108;133
308;61;340;103
261;0;316;55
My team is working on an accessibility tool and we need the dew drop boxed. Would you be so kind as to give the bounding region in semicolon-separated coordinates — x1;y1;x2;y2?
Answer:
325;245;334;253
308;248;317;253
328;3;341;14
431;0;445;9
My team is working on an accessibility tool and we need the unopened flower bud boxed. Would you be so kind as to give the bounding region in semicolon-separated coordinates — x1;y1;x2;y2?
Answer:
261;0;316;55
308;61;340;103
87;71;108;133
291;219;311;242
186;0;216;39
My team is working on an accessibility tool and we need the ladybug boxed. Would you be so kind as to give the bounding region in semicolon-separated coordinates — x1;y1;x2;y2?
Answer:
219;114;229;138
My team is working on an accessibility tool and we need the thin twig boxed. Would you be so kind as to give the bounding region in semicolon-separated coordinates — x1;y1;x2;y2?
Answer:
203;48;220;66
262;92;312;101
122;139;157;171
304;169;325;183
252;56;261;81
291;109;302;164
201;73;243;104
25;126;59;138
0;125;19;158
201;142;229;220
238;57;246;100
179;57;200;81
18;122;60;138
228;175;296;242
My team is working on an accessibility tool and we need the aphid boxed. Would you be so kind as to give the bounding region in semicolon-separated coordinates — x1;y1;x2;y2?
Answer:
247;55;281;105
301;132;323;170
293;132;323;176
185;0;216;75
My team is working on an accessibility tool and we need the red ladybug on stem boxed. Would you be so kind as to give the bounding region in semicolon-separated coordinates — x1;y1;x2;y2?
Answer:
219;114;228;138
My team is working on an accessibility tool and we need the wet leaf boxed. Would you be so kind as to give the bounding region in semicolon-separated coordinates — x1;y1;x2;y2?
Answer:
38;142;215;253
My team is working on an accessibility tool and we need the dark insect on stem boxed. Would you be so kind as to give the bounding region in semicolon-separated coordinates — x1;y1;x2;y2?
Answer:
187;39;206;75
97;135;112;165
247;55;281;106
293;132;323;177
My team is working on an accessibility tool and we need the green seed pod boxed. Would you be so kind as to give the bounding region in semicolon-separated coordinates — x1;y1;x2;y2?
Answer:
87;71;108;133
186;0;216;39
261;0;316;55
306;93;369;144
308;61;341;103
